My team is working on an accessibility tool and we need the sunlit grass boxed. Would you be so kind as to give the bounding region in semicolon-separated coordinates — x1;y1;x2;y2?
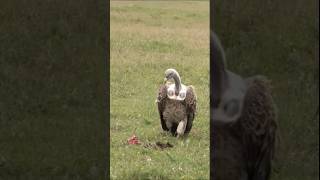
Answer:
110;1;209;179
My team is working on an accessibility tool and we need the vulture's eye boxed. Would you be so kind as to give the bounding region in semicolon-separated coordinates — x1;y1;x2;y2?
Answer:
179;92;186;98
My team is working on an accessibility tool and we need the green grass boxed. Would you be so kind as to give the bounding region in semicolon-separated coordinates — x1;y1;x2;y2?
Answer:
110;1;209;179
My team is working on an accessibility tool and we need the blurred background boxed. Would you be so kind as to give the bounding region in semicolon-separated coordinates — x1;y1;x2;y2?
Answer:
213;0;319;179
0;1;108;179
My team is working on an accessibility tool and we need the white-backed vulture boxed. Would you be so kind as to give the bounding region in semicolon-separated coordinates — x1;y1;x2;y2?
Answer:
156;69;197;137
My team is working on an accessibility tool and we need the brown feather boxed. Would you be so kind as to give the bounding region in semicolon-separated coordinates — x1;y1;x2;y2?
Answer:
240;76;277;180
185;85;197;113
185;85;197;134
157;84;169;131
157;84;197;135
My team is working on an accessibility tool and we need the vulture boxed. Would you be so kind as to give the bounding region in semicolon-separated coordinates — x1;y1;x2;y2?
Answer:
211;32;278;180
156;69;197;137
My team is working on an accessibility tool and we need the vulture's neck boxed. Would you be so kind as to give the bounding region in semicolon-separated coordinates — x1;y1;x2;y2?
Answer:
211;32;228;107
172;73;182;95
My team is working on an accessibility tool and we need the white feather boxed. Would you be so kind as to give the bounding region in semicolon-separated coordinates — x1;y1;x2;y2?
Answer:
166;83;187;101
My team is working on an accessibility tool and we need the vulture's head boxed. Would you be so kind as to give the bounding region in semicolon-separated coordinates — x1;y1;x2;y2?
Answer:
164;68;182;95
211;32;247;123
164;68;180;81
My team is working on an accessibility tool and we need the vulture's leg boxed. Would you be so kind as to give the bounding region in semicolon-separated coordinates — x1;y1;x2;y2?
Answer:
167;121;177;136
165;121;173;130
170;123;178;136
176;118;187;137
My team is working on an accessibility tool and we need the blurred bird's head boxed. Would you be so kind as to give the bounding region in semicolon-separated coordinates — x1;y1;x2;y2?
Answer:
164;68;179;83
211;32;246;123
211;71;247;123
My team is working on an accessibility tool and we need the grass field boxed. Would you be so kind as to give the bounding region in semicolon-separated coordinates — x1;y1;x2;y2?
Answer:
110;1;209;179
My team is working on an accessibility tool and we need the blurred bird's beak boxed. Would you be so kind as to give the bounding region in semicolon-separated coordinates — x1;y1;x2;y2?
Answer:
163;77;167;83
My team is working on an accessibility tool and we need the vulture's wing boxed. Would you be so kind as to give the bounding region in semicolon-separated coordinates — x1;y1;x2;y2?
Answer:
157;84;169;131
240;76;277;180
185;85;197;134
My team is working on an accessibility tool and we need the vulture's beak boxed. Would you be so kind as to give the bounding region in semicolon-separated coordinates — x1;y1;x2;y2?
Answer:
163;77;167;83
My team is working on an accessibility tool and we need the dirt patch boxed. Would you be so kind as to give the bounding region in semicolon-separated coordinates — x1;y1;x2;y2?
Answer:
143;141;174;150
